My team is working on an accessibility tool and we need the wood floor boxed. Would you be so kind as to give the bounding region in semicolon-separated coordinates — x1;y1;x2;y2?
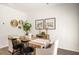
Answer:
0;47;10;55
0;47;79;55
57;48;79;55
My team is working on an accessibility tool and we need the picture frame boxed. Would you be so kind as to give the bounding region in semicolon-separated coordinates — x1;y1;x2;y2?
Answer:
35;19;44;30
10;19;18;27
44;18;56;30
19;20;23;25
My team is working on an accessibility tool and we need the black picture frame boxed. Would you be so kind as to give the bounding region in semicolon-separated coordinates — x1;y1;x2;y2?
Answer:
35;19;44;30
44;18;56;30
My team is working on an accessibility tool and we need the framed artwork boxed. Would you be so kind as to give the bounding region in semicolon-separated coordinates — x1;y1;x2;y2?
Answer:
19;20;23;25
44;18;56;30
10;19;18;27
35;19;44;30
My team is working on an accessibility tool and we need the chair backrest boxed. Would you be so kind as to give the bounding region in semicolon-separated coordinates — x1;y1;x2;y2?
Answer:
11;38;18;48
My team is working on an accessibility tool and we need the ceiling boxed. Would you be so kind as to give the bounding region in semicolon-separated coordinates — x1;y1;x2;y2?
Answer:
0;3;63;12
0;3;79;13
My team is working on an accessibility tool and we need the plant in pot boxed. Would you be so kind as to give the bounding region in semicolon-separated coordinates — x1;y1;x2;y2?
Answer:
22;20;32;35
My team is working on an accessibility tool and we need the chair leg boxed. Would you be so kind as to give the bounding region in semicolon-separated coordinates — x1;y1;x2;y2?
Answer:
12;50;15;55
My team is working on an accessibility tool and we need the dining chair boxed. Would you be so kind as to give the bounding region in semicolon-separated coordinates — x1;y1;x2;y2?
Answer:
35;39;59;55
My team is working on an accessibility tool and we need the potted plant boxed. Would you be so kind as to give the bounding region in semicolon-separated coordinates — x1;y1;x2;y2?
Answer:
22;20;32;35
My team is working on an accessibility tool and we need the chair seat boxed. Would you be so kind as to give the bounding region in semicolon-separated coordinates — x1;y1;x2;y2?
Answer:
13;43;24;49
23;47;34;55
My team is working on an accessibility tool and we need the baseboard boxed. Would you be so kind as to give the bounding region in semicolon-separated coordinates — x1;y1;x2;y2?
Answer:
58;46;79;52
0;45;8;49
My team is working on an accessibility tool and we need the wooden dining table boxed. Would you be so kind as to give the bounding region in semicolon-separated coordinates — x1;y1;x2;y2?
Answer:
8;35;53;55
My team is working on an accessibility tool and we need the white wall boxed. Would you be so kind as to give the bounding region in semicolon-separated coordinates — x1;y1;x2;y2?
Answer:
0;5;28;48
27;4;79;52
